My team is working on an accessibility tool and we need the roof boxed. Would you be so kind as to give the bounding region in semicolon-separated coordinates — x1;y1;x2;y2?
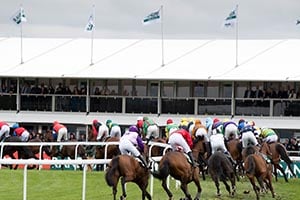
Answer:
1;37;299;81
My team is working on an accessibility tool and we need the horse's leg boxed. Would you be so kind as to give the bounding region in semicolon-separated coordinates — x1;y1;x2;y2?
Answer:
222;180;232;196
137;183;152;200
286;162;297;178
161;178;173;200
212;175;221;196
274;163;288;182
265;175;275;198
192;175;202;200
120;177;127;200
180;182;192;200
249;177;260;200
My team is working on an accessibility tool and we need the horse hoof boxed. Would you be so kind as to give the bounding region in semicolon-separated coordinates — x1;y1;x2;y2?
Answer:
243;190;250;194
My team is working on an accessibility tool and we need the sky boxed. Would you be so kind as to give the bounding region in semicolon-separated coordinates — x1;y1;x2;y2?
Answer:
1;0;300;39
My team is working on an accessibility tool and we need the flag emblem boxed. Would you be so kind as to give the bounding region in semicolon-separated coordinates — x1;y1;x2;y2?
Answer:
12;7;27;25
143;10;160;25
85;15;95;31
224;8;237;28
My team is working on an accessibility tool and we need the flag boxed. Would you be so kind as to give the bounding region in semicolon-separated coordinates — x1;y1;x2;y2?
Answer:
85;14;95;31
296;19;300;25
143;9;160;25
11;7;27;25
223;7;237;28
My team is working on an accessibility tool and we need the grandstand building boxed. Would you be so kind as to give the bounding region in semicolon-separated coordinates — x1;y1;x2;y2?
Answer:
1;37;300;139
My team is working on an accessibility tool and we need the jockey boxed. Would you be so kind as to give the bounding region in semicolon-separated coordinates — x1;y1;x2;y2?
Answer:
53;121;68;151
142;117;159;144
223;119;239;141
0;121;10;141
164;118;178;139
205;117;213;138
209;121;236;165
106;119;121;138
192;119;211;158
179;117;189;131
136;116;144;135
168;128;198;167
119;125;150;169
11;123;30;142
211;118;223;135
260;128;279;144
239;122;259;148
92;119;109;141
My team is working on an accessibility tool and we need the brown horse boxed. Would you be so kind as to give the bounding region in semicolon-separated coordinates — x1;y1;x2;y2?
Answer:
43;130;87;170
260;142;297;182
226;138;244;180
192;135;209;180
144;138;168;158
105;154;152;200
243;145;275;200
208;151;236;197
87;127;120;170
152;151;202;200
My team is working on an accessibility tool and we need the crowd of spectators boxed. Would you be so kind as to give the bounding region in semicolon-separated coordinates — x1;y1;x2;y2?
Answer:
244;85;300;99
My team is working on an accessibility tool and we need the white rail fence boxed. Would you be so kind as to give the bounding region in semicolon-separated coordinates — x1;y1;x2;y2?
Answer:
0;141;172;200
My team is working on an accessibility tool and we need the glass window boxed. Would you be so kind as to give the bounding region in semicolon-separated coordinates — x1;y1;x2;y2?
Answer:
122;80;132;96
222;82;232;98
107;80;118;95
135;80;147;96
177;81;190;97
149;82;159;97
235;82;248;98
162;81;174;97
193;82;204;97
207;81;219;97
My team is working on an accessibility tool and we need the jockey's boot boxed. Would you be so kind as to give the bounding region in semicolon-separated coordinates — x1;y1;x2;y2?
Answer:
224;151;236;165
187;151;198;168
138;155;151;169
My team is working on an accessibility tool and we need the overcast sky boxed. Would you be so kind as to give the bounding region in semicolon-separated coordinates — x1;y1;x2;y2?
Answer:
1;0;300;39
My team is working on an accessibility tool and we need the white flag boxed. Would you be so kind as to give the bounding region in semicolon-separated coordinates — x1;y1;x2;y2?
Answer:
223;7;237;28
143;9;160;25
85;14;95;31
11;7;27;25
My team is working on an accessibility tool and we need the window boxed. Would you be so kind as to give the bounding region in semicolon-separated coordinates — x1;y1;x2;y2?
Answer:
162;81;174;97
177;81;190;97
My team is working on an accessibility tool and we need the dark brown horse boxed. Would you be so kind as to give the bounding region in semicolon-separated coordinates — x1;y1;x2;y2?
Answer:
152;151;202;200
105;154;152;200
260;142;297;182
87;127;120;170
226;138;244;180
144;138;168;158
43;130;87;170
192;135;209;180
2;136;36;169
243;145;275;200
208;151;236;197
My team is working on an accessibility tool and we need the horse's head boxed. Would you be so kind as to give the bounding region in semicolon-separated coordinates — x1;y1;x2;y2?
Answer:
43;130;55;142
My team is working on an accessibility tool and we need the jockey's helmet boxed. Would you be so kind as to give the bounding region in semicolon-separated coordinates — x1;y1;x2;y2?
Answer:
106;119;112;126
129;125;139;133
248;120;255;126
53;121;59;126
12;123;19;129
92;119;98;125
195;119;201;125
166;118;173;125
213;118;220;124
205;117;213;128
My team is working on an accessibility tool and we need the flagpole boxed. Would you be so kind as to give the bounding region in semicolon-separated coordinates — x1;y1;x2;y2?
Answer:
160;5;164;67
20;6;24;64
90;5;95;66
235;4;239;67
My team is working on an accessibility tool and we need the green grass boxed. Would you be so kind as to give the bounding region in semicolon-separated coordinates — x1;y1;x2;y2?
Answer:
0;169;298;200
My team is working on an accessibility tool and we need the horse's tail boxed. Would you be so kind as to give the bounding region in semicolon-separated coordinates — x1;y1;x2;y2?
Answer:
105;156;120;187
276;143;292;164
151;159;170;180
246;155;256;175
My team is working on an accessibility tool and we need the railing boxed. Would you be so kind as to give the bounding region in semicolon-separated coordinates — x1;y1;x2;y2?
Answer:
1;93;300;116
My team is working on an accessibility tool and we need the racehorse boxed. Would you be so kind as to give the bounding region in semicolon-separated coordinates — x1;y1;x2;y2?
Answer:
208;151;236;197
1;136;36;169
87;127;120;170
144;138;168;159
243;145;275;200
226;138;244;181
152;151;202;200
192;135;209;180
260;142;297;182
43;130;87;170
105;154;152;200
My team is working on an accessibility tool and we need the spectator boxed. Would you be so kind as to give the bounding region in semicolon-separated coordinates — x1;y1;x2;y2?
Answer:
289;89;297;99
94;87;101;95
286;137;299;156
244;87;251;98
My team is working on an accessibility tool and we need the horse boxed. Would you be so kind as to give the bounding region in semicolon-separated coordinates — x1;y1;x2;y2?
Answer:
192;135;209;180
208;151;236;197
105;154;152;200
243;145;275;200
260;141;297;182
43;130;87;170
152;151;202;200
87;127;120;170
226;138;244;180
1;136;36;169
144;137;168;159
